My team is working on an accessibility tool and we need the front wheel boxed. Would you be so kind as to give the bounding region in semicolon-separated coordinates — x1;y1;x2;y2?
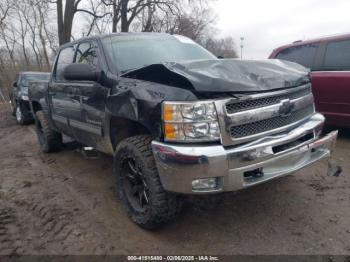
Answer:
15;101;33;125
113;135;182;229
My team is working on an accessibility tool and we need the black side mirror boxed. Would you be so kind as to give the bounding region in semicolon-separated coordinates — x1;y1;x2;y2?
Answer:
63;63;100;82
13;81;17;87
217;56;224;59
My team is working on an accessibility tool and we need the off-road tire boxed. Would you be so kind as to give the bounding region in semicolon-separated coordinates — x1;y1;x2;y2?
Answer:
15;101;33;125
35;111;62;153
113;135;182;229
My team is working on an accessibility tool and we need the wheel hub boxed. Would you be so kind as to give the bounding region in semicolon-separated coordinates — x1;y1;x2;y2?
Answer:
122;158;149;211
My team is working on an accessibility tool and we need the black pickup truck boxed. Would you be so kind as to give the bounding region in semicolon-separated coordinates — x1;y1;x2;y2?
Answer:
28;33;338;229
10;72;50;125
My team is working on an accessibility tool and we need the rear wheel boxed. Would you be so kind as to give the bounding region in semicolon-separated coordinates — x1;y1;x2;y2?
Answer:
35;111;62;153
114;135;182;229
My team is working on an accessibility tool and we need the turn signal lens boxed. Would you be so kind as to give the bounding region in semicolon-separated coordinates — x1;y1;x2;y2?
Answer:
164;124;178;139
164;104;174;121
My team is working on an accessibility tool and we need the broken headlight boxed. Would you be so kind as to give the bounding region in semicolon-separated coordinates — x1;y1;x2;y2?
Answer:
162;101;221;142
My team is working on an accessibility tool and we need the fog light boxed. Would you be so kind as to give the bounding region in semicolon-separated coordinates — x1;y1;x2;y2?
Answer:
192;178;218;191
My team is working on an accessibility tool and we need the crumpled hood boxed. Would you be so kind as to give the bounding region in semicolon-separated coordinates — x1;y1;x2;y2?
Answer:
122;59;310;93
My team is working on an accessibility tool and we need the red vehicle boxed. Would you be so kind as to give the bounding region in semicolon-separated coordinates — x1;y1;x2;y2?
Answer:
269;34;350;128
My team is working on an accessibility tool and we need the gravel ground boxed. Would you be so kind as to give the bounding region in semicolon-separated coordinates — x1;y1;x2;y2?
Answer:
0;102;349;255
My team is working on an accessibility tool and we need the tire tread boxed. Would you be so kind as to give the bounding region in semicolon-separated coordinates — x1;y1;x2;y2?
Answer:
114;135;182;229
35;111;62;153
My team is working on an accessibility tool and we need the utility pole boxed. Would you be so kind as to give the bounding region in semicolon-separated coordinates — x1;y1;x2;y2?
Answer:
240;37;244;60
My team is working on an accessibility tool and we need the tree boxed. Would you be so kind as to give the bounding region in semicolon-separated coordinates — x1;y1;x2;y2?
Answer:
0;0;12;26
100;0;180;33
56;0;109;45
204;36;238;58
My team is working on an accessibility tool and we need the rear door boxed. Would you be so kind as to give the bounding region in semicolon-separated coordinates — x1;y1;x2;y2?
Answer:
49;44;80;137
311;39;350;127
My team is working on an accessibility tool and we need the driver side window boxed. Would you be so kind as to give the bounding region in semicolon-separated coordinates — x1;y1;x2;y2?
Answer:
54;45;76;81
75;41;99;70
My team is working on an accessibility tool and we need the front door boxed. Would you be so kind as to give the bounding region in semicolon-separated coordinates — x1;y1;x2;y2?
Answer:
49;45;80;137
71;41;108;149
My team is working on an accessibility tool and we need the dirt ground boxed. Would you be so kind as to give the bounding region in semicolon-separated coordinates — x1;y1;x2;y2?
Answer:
0;102;349;255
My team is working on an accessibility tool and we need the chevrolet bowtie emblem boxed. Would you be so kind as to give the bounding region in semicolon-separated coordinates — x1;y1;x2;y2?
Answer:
279;99;294;117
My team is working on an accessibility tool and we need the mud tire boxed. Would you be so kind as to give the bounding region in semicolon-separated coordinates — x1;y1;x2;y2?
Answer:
113;135;182;229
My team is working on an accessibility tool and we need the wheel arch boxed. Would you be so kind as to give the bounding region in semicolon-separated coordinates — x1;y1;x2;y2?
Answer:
109;116;154;151
30;101;43;114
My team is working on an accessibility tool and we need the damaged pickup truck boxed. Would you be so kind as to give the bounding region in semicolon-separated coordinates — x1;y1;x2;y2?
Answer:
29;33;338;229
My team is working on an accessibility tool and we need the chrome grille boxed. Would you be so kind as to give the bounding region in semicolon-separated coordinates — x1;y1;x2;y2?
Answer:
230;105;314;138
226;87;311;114
215;85;315;146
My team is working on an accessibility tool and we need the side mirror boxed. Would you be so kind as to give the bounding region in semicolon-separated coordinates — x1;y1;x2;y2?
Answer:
217;56;224;59
63;63;100;82
13;81;17;87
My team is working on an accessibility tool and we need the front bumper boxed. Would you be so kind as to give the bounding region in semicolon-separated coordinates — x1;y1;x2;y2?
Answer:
152;113;338;194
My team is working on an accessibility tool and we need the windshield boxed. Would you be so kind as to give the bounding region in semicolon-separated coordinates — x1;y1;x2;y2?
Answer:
103;34;217;73
20;74;50;87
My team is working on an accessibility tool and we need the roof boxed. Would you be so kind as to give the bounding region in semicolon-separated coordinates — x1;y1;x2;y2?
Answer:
59;32;173;49
269;33;350;58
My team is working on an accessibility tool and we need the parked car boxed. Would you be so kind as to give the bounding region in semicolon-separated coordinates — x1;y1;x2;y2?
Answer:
269;33;350;128
29;33;338;229
10;72;50;125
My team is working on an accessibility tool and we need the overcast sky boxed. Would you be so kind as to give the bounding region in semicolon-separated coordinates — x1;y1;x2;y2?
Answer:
212;0;350;59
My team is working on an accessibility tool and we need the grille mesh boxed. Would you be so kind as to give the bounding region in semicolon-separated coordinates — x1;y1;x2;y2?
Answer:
230;105;314;138
226;87;311;114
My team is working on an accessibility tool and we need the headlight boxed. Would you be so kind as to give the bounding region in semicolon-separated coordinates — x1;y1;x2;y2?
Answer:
163;101;221;142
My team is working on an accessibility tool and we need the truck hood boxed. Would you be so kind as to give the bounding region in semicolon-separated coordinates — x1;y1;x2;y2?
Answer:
122;59;310;93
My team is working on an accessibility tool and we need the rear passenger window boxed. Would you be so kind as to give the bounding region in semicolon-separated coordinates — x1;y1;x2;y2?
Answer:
323;40;350;71
55;45;75;81
276;44;318;69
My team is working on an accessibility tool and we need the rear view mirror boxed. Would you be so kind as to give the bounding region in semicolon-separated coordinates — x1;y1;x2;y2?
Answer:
63;63;100;82
13;81;17;87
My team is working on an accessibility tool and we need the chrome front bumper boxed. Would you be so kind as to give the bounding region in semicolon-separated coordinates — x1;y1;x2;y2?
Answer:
152;113;338;194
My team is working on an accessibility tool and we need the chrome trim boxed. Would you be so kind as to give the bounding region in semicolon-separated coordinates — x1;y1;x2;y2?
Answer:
226;93;313;126
227;84;311;102
215;85;314;146
152;114;337;194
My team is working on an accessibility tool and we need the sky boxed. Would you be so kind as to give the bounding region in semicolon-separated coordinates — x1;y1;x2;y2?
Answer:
212;0;350;59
